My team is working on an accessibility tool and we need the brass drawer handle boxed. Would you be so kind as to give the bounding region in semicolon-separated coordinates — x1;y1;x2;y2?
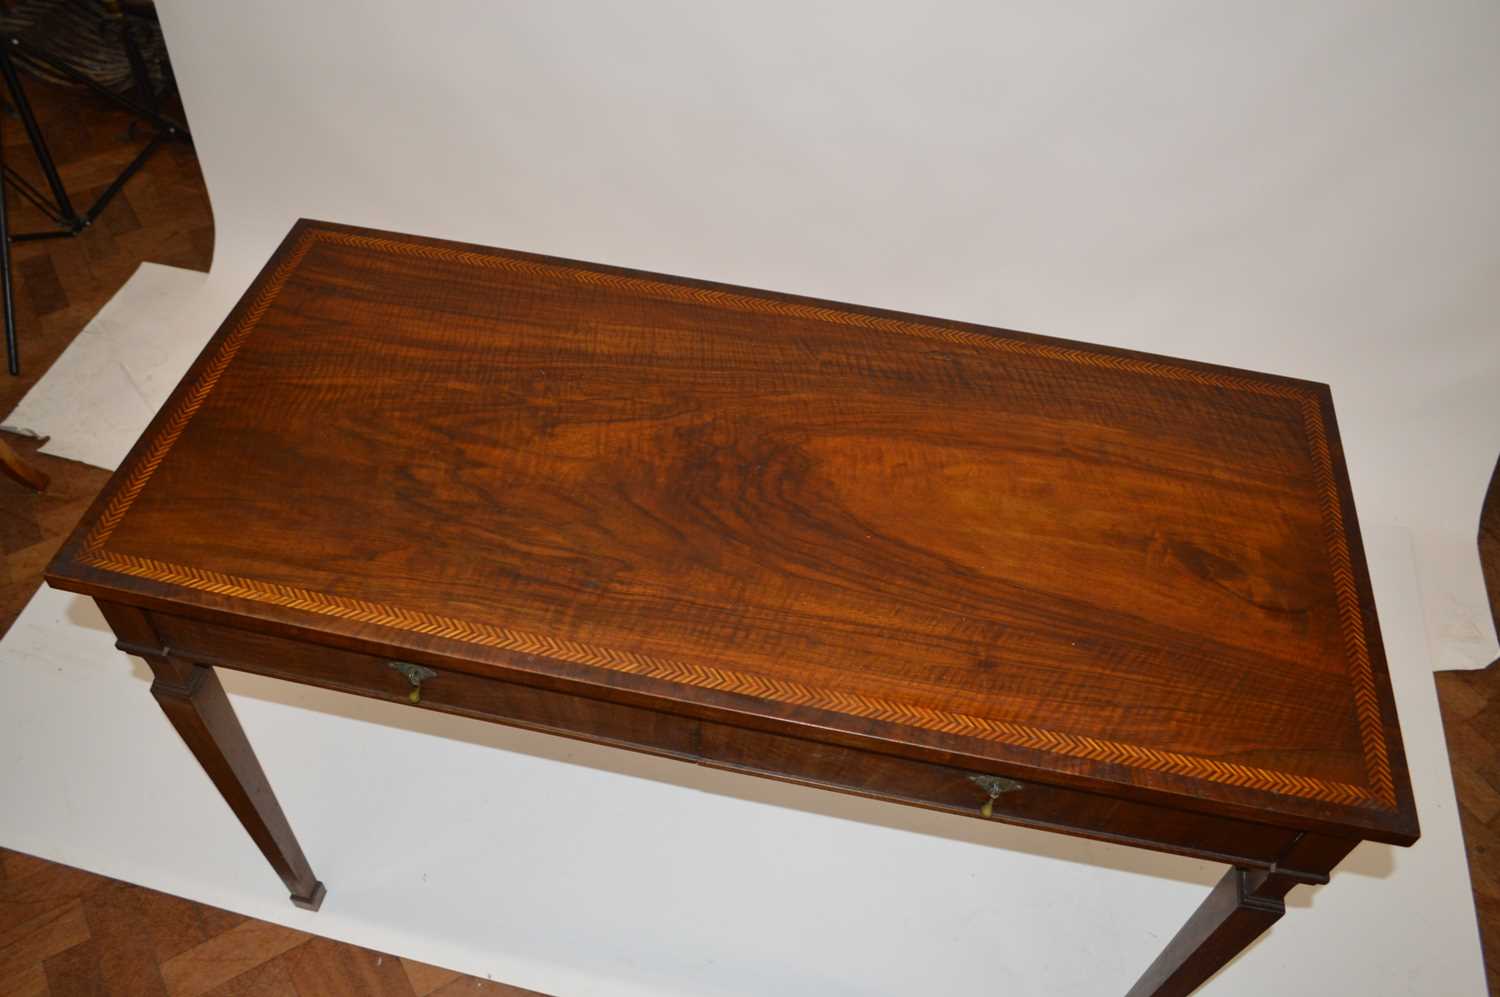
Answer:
968;774;1024;817
387;661;437;704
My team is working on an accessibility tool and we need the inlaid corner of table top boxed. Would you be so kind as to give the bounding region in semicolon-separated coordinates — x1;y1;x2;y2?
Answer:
47;218;1418;844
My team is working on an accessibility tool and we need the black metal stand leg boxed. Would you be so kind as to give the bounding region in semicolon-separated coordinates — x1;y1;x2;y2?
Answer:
1;110;16;377
0;39;79;228
9;36;188;138
120;17;159;117
0;27;192;375
86;131;165;224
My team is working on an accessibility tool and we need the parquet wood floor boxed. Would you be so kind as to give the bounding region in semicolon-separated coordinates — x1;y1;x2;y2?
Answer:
1435;456;1500;996
0;846;538;997
0;60;1495;997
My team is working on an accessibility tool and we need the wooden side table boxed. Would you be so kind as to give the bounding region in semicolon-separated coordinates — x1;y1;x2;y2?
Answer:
0;435;49;491
46;220;1418;997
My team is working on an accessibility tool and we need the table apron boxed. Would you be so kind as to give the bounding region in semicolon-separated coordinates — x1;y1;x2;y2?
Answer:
141;608;1305;870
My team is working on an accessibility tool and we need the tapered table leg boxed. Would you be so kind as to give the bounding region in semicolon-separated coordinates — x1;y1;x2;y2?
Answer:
1124;866;1290;997
99;602;326;910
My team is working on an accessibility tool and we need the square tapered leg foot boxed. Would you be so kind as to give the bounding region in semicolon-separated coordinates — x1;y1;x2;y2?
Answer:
290;881;326;911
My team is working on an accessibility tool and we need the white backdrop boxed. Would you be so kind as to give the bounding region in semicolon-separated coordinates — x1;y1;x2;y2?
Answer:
158;0;1500;669
1;3;1495;995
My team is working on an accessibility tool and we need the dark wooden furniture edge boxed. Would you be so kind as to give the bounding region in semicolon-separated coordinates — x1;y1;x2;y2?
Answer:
138;601;1337;868
95;601;327;912
0;435;50;492
50;566;1416;848
292;220;1333;391
1121;839;1358;997
108;598;1363;879
1310;384;1419;829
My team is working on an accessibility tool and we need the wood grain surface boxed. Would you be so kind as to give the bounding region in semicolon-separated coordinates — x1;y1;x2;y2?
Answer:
46;219;1417;843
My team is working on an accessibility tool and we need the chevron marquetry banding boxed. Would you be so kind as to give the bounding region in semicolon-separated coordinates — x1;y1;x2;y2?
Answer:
85;548;1378;807
1299;396;1397;806
76;226;1396;812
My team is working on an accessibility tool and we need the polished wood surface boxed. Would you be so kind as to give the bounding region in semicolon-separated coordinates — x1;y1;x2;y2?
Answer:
1433;453;1500;995
0;436;48;491
48;219;1417;845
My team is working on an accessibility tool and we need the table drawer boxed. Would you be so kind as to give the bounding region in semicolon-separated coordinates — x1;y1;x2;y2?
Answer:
145;609;1302;868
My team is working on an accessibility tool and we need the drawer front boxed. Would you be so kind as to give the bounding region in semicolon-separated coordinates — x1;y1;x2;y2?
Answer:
145;610;1301;867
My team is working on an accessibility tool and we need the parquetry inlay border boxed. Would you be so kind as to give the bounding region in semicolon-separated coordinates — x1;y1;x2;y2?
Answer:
76;226;1396;810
